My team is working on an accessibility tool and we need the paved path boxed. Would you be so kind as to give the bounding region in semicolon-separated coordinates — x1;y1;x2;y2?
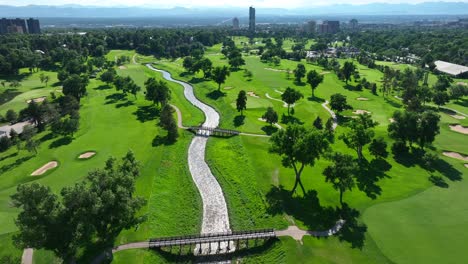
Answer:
147;64;232;255
0;120;32;137
21;248;33;264
321;101;338;130
265;93;292;108
275;220;346;240
170;104;187;129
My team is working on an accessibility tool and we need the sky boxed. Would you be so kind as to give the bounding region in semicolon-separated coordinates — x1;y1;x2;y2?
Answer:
2;0;468;8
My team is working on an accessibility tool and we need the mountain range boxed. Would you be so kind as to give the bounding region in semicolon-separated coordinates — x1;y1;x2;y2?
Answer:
0;2;467;18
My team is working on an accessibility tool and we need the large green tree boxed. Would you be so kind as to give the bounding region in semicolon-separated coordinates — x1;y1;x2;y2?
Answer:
306;70;324;98
236;90;247;116
62;74;88;101
323;152;357;207
293;63;306;83
212;65;230;90
340;113;378;162
263;107;278;126
145;78;171;106
281;87;303;115
270;125;329;195
341;61;356;84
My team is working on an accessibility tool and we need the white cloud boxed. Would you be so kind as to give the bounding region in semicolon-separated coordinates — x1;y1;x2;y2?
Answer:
2;0;468;8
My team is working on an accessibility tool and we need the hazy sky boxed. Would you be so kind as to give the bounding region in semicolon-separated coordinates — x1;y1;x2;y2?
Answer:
2;0;467;8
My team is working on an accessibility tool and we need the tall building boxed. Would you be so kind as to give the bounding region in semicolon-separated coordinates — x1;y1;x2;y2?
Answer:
318;20;340;34
306;20;317;34
249;6;255;32
233;17;239;30
27;18;41;34
0;18;40;34
350;19;358;31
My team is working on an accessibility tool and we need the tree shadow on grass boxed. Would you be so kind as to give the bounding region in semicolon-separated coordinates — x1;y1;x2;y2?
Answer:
189;77;205;84
343;84;362;91
281;114;304;125
384;97;402;108
265;186;367;249
453;98;468;108
394;148;462;182
116;100;134;108
356;158;392;199
39;132;55;143
429;175;449;188
94;84;112;90
0;152;18;162
206;90;226;100
49;136;72;149
133;105;160;123
0;155;33;174
105;93;126;104
233;115;245;127
152;135;175;147
307;96;325;103
261;125;278;135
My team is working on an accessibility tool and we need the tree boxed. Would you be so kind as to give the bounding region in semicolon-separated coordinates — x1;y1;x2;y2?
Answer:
323;152;356;207
448;84;468;101
341;61;356;84
0;136;11;152
128;82;141;99
145;78;171;106
12;152;146;261
263;107;278;126
369;137;389;158
183;56;194;73
418;111;440;149
44;76;50;87
198;58;213;79
160;104;179;142
281;87;303;115
313;116;323;130
9;80;21;89
228;49;245;70
306;70;324;98
270;125;329;195
340;113;378;162
51;115;80;137
20;125;37;141
388;110;419;148
293;63;306;83
400;68;421;111
432;91;449;108
212;66;230;90
330;93;348;113
100;69;115;86
58;95;80;116
236;90;247;115
62;74;87;101
5;109;18;124
25;139;39;154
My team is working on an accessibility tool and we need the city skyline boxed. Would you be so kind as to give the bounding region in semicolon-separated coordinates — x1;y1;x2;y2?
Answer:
2;0;468;8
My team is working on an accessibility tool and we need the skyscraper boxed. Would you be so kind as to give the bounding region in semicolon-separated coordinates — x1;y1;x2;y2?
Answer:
27;18;41;34
249;6;255;32
233;17;239;30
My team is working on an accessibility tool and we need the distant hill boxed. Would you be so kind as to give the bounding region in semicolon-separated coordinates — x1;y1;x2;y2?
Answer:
0;2;467;18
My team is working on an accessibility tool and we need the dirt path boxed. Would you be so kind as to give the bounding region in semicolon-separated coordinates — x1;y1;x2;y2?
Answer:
147;64;232;255
21;248;33;264
132;54;138;64
170;104;186;129
321;101;338;130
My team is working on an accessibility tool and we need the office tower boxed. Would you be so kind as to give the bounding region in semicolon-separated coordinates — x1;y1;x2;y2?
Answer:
27;18;41;34
233;17;239;30
249;6;255;32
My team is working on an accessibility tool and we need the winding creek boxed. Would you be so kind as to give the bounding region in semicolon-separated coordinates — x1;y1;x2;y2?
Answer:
146;64;232;254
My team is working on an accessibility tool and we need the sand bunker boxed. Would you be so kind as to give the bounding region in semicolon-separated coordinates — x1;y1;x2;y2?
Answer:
443;152;468;162
264;68;292;73
353;110;371;115
223;86;234;90
31;161;58;176
449;125;468;135
118;66;127;70
465;164;468;168
320;71;331;75
450;114;466;120
247;91;260;98
356;97;369;101
456;82;467;86
26;96;46;104
78;151;96;159
389;118;395;123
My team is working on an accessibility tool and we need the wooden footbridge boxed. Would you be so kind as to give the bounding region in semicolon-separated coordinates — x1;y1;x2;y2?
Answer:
188;126;240;137
149;229;275;252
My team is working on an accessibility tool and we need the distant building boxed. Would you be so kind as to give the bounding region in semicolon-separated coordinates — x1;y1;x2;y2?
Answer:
318;20;340;34
233;17;239;30
249;6;256;32
27;18;41;34
350;19;358;31
0;18;40;34
434;60;468;77
305;20;316;34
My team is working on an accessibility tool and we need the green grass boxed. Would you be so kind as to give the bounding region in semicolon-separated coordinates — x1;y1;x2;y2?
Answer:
0;55;204;262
